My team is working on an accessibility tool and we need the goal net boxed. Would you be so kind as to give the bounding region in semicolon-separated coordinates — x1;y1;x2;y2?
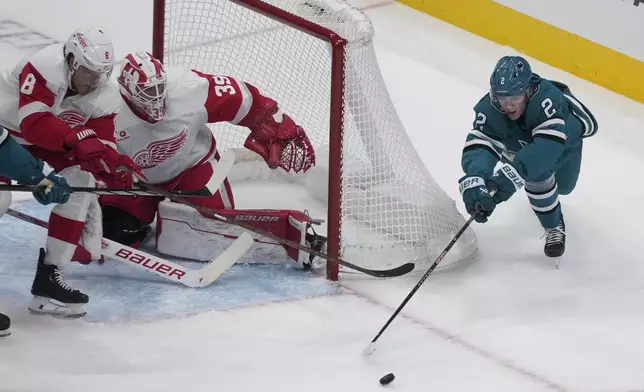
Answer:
152;0;478;280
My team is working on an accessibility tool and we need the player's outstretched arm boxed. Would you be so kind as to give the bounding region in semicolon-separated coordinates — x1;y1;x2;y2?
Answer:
193;69;315;174
0;129;72;205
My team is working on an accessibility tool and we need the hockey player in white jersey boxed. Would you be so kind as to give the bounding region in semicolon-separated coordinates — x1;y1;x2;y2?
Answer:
100;52;325;268
0;28;143;317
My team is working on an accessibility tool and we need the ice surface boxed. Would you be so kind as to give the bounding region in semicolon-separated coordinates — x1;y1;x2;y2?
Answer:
2;0;644;391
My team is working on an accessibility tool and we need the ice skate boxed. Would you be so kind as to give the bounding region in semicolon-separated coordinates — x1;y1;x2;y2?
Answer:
28;248;89;318
304;231;328;271
544;215;566;261
0;312;10;337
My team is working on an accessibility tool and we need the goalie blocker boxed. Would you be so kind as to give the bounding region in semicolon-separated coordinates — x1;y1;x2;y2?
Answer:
99;151;326;269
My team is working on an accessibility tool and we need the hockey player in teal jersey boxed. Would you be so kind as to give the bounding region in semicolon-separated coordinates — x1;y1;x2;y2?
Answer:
0;128;72;337
458;56;598;258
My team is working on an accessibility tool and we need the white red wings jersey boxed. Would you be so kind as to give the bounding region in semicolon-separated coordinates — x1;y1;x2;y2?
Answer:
114;67;255;185
0;43;118;150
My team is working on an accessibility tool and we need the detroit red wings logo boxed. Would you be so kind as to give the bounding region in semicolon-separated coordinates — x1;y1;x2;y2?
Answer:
57;110;87;127
132;127;188;169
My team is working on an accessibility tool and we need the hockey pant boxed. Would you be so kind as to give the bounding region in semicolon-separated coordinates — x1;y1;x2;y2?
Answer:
99;154;314;266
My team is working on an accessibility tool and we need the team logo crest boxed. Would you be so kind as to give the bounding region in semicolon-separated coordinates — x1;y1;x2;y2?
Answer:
132;127;188;169
57;110;87;127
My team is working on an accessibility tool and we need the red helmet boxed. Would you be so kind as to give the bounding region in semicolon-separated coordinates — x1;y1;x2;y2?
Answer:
118;52;167;121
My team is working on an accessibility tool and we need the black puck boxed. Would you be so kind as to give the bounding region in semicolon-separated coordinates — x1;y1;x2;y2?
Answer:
379;373;395;385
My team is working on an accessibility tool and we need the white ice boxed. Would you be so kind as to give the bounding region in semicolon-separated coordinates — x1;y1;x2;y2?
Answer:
2;0;644;391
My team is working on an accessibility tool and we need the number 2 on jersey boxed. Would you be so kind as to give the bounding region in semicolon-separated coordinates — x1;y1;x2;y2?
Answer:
541;98;556;118
20;73;36;95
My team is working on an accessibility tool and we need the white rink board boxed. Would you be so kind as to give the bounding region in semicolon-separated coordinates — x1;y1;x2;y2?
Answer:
494;0;644;61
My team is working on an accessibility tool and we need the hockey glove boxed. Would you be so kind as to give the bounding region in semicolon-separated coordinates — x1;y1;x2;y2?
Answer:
98;151;146;189
459;175;495;223
486;163;525;204
63;126;107;164
244;101;315;174
30;161;73;205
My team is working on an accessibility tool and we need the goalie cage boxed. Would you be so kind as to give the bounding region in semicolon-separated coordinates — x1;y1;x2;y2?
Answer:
152;0;478;280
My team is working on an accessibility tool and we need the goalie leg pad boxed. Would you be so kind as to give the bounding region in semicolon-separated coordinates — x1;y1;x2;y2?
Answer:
156;201;315;267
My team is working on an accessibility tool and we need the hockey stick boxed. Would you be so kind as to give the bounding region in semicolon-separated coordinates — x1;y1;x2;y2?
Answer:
0;148;239;197
363;204;486;355
0;184;208;197
134;181;416;278
6;208;253;288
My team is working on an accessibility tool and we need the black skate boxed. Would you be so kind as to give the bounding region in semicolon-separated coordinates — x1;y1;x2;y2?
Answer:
28;248;89;318
0;312;10;337
544;216;566;258
304;231;328;271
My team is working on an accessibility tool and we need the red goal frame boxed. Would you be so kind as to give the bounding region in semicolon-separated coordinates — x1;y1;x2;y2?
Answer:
152;0;350;280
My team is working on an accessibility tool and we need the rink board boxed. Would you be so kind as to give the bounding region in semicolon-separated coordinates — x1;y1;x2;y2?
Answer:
0;200;340;324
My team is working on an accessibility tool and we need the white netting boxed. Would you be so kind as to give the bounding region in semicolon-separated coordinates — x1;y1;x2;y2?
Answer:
158;0;478;274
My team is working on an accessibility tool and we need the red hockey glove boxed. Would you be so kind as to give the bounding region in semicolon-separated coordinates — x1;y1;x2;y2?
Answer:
99;149;147;188
63;127;107;164
244;106;315;174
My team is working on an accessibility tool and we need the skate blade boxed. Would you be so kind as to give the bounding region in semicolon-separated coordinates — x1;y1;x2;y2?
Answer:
28;296;87;319
0;329;10;337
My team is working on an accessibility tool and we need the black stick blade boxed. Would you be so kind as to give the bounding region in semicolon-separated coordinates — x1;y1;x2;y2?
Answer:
355;262;415;278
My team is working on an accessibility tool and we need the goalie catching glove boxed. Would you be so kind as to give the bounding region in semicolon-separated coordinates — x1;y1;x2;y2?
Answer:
244;98;315;174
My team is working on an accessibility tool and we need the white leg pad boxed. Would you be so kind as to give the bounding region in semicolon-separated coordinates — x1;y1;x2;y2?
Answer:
156;201;251;262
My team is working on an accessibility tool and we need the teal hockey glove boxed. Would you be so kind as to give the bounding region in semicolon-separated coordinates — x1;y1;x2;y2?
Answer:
486;163;525;204
30;161;73;205
459;176;495;223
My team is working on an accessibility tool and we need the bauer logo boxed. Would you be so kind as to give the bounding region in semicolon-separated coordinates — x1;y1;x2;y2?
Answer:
114;248;186;280
235;215;280;223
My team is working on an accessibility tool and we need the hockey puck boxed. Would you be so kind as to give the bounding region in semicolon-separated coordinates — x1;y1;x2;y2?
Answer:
379;373;395;385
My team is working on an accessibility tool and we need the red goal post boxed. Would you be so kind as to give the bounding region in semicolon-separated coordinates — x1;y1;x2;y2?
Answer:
152;0;478;280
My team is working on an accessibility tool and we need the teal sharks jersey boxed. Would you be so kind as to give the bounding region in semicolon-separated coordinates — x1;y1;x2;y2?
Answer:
462;77;598;181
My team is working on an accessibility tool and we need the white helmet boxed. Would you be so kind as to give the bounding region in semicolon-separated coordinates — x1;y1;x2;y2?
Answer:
63;28;114;91
117;52;167;122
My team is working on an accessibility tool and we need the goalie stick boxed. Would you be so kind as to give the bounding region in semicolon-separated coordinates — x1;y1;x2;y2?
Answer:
5;149;251;288
6;208;254;288
134;182;416;278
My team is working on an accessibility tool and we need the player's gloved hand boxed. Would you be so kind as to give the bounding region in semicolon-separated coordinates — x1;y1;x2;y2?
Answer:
101;151;146;188
486;163;525;204
244;101;315;174
63;126;107;165
459;175;495;223
29;161;73;205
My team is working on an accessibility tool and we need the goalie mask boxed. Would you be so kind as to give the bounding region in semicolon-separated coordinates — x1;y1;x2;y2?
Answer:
63;28;114;94
118;52;167;122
